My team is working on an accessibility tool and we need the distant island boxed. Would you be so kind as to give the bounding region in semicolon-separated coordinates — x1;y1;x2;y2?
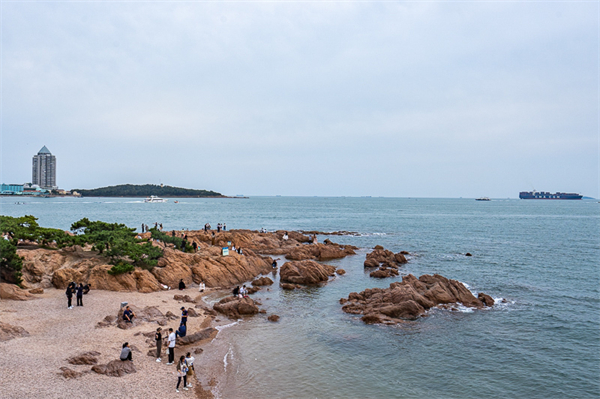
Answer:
72;184;225;198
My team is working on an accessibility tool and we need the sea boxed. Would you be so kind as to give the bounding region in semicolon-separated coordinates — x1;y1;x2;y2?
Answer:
1;196;599;398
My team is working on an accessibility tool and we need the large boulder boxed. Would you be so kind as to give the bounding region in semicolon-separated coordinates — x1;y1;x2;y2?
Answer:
177;327;217;345
279;260;336;285
213;297;259;319
91;360;136;377
0;283;34;301
252;277;274;286
341;274;493;324
67;351;101;365
364;246;407;273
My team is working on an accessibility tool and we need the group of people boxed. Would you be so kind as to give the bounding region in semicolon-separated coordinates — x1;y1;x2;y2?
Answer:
203;223;227;232
65;282;90;309
140;223;163;233
232;285;249;299
120;300;195;393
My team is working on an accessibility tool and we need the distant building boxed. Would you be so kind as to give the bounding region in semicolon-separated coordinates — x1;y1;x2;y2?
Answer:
0;184;24;194
32;146;57;189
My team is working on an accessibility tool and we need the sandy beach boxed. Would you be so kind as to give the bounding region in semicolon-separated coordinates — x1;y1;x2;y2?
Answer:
0;286;218;399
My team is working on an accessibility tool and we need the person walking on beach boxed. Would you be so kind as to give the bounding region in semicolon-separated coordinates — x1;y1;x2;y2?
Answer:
120;342;132;361
167;328;176;365
175;355;189;392
180;307;188;326
155;327;162;362
65;282;74;309
76;283;84;306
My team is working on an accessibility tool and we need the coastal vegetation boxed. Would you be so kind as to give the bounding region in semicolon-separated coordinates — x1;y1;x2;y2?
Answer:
72;184;223;197
149;228;193;252
0;216;163;282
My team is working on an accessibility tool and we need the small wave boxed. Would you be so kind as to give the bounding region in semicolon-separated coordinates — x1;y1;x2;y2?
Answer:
357;232;388;237
223;344;234;372
216;321;240;332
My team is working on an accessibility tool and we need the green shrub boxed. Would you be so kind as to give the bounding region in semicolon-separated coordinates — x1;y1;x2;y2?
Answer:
107;262;135;276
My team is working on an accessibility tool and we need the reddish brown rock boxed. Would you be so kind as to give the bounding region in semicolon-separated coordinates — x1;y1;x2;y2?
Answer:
177;328;217;345
213;297;259;318
0;322;30;342
364;246;407;272
28;288;44;294
336;269;346;275
252;277;274;286
369;268;399;278
91;360;136;377
267;314;280;322
341;273;493;325
59;367;87;379
173;294;195;303
67;351;101;365
279;260;336;285
281;283;296;290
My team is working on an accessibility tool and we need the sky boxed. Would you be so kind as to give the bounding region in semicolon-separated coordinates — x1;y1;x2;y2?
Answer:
0;1;598;198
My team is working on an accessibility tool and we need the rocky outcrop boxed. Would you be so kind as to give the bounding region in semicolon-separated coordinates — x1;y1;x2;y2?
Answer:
267;314;280;322
0;322;30;341
177;327;217;345
28;288;44;294
364;246;408;278
59;367;88;379
341;274;493;324
281;283;301;290
213;297;259;319
0;283;34;301
91;360;136;377
286;243;356;261
173;294;195;303
279;260;337;285
67;351;101;365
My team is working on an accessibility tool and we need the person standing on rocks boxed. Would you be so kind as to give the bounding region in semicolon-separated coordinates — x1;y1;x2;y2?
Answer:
76;283;84;306
155;327;162;362
175;355;189;392
167;328;176;365
178;280;186;290
66;282;75;309
180;307;188;326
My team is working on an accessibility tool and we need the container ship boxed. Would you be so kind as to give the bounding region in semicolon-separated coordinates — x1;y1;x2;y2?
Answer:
519;191;582;200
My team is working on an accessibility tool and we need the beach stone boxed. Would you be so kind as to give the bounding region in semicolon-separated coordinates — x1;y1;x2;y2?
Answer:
28;288;44;294
173;294;195;303
279;260;336;285
478;293;495;307
364;247;407;271
267;314;280;322
361;314;383;324
91;360;136;377
193;347;204;354
252;277;274;286
369;268;399;278
0;283;34;301
336;269;346;275
0;322;30;342
187;308;199;317
67;351;101;365
281;283;296;290
165;311;178;320
465;253;472;256
59;367;86;379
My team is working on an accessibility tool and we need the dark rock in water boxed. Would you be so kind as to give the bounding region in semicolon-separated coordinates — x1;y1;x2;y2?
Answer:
400;251;409;255
341;273;493;325
369;268;399;278
281;283;296;290
465;253;472;257
279;260;336;285
268;314;280;322
252;277;274;286
0;322;30;342
246;286;260;294
91;360;136;377
178;328;217;345
59;367;87;379
67;351;101;365
478;293;495;307
336;269;346;275
213;297;258;318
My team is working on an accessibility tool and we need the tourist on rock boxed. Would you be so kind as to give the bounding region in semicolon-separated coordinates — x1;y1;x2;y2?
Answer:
159;223;163;231
211;232;216;246
238;247;243;255
65;282;75;309
176;322;187;338
76;283;84;306
217;223;221;233
283;232;288;240
120;342;132;361
272;259;278;268
175;355;189;392
167;328;176;365
155;327;163;362
185;352;195;386
223;223;226;231
123;306;135;323
241;285;248;298
192;241;197;252
198;281;205;292
141;224;145;233
83;283;91;295
178;279;186;290
180;307;188;326
232;286;240;298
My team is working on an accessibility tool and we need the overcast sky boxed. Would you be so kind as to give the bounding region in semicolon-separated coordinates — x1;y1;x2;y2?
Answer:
1;1;598;198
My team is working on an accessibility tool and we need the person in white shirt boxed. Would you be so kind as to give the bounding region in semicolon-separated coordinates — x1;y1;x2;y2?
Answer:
167;328;176;365
198;281;205;292
184;352;195;387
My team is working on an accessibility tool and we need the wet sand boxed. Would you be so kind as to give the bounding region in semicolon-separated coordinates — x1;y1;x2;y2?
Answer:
0;286;220;399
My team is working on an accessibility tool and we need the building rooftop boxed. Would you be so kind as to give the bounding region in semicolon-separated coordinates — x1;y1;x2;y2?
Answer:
37;145;52;155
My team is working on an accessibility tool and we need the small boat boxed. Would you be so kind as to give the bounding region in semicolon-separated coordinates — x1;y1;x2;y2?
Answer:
144;195;167;203
174;201;179;203
476;197;491;201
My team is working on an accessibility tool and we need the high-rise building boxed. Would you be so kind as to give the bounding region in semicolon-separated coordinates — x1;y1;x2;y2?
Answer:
32;146;57;189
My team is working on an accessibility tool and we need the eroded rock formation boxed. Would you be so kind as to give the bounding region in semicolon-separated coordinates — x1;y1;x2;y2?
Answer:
279;260;337;285
213;297;259;319
0;322;30;341
91;360;136;377
341;274;494;324
0;283;34;301
364;246;408;278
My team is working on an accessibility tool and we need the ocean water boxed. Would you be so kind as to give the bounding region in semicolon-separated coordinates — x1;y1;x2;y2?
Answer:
1;197;599;398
